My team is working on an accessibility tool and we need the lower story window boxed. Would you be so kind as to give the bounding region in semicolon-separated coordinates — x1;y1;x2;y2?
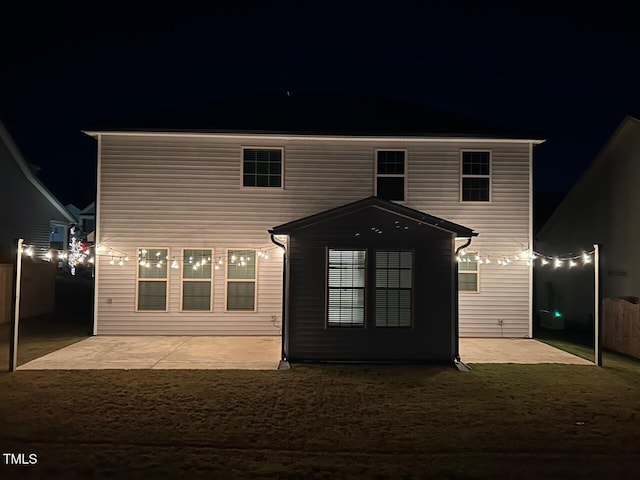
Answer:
226;249;256;311
459;252;479;292
327;249;366;327
375;250;412;327
182;249;212;311
137;248;168;311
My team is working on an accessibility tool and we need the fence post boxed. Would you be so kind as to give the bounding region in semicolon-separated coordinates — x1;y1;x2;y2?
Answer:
594;243;602;367
9;238;24;372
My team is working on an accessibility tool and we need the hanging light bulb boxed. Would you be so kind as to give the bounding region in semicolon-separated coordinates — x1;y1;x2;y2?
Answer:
109;257;115;265
124;256;129;262
171;258;179;269
569;260;577;268
88;257;94;264
118;258;124;266
485;256;491;264
554;258;562;268
456;255;462;262
155;251;161;257
541;258;549;266
214;264;220;270
583;252;591;264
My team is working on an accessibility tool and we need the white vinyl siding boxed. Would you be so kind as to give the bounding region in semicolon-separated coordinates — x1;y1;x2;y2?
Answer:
95;134;531;337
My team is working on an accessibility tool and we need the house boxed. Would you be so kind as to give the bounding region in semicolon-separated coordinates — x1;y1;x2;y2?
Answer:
65;201;96;241
0;119;76;323
0;119;75;258
535;116;640;331
84;94;544;363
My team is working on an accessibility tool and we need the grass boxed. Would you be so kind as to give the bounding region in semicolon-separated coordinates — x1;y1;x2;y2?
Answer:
1;280;640;478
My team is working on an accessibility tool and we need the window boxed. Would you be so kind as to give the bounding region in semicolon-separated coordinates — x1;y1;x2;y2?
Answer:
375;250;412;327
242;148;283;187
327;249;366;327
461;151;491;201
226;249;257;311
459;252;479;292
182;249;212;311
137;248;168;311
376;150;406;201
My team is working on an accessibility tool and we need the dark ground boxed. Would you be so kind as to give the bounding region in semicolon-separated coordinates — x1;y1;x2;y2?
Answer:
0;274;93;371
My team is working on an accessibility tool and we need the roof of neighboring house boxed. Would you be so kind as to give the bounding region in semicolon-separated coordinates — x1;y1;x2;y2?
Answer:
270;196;478;238
79;201;95;215
0;119;75;223
84;93;545;142
537;115;640;240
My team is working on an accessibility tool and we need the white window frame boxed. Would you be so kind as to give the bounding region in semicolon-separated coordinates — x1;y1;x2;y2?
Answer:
374;249;413;328
459;251;480;293
224;248;258;312
374;149;408;202
326;248;367;328
460;150;492;202
180;248;214;312
240;146;285;190
135;247;170;312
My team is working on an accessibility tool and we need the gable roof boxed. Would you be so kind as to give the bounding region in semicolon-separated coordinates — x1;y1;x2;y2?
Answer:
537;115;640;240
85;93;545;142
0;119;75;223
270;196;477;238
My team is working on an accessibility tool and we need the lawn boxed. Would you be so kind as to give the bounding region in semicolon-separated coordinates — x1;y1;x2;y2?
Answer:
1;279;640;478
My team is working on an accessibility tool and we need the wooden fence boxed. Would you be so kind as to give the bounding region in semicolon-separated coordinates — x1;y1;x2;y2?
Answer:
0;264;11;323
0;260;57;323
603;296;640;359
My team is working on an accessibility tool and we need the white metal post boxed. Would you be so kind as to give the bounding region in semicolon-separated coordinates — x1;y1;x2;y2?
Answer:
10;238;24;372
594;243;602;366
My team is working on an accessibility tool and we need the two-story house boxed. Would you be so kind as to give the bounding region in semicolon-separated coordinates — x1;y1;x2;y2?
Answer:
85;94;544;363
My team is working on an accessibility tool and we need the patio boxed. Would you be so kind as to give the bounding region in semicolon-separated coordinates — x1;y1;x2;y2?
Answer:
16;336;593;370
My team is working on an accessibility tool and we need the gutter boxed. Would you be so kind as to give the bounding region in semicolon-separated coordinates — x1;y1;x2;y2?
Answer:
270;233;290;370
454;237;474;372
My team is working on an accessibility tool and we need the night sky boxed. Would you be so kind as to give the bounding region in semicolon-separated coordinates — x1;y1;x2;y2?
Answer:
1;2;638;224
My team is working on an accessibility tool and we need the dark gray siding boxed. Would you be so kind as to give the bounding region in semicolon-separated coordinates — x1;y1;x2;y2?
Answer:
0;126;73;258
286;207;455;362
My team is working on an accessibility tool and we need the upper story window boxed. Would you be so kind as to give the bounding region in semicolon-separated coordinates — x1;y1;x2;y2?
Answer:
242;148;283;188
461;151;491;202
375;150;406;201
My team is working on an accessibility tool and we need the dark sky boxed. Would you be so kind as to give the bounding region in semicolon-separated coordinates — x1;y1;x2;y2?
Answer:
1;1;638;214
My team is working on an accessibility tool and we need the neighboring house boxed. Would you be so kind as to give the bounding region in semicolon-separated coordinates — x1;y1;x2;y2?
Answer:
535;116;640;331
65;201;96;241
0;119;75;259
0;119;75;323
84;94;544;363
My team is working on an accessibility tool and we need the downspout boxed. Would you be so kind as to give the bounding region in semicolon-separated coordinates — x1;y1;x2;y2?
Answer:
270;233;290;370
454;237;473;371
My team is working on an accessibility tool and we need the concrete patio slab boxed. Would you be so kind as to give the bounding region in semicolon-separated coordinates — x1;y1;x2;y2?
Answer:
460;338;593;365
18;336;282;370
17;336;593;370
